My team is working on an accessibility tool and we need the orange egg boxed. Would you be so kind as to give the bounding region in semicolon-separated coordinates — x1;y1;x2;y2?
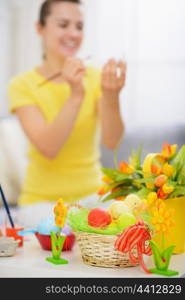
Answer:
88;209;112;228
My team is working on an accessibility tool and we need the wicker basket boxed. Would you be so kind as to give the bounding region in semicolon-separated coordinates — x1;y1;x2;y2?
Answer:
75;231;139;268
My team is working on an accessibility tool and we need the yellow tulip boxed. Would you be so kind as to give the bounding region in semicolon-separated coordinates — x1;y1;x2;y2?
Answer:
162;184;175;194
54;198;67;228
162;163;174;177
55;216;65;228
102;176;113;184
98;184;110;196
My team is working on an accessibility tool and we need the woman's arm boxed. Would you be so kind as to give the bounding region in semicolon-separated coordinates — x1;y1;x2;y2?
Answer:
15;58;86;159
98;59;126;150
16;96;82;159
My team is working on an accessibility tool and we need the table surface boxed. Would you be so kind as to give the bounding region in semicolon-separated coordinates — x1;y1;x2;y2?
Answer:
0;236;184;278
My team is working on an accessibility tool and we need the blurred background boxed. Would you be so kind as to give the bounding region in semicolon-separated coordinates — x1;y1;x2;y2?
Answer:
0;0;185;205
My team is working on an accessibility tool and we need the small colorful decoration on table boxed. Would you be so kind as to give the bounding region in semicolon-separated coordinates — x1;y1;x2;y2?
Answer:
0;185;24;247
36;225;75;252
6;226;24;247
0;237;18;257
18;216;75;251
46;198;68;265
148;198;179;276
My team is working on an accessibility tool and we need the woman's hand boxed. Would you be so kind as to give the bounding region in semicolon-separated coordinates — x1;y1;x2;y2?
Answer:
62;58;86;99
101;59;126;99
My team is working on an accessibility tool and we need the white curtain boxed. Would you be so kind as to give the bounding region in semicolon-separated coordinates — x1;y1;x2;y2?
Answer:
0;0;185;131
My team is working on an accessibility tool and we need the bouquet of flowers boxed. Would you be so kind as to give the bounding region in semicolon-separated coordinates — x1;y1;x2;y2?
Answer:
98;146;150;202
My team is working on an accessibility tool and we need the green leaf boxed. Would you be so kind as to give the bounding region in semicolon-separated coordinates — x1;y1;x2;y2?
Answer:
172;145;185;180
101;168;120;180
114;174;132;181
150;240;176;273
169;185;185;198
50;231;59;258
136;187;151;198
134;175;155;184
177;166;185;184
102;187;138;202
129;145;143;170
161;245;175;270
113;138;123;168
150;240;163;268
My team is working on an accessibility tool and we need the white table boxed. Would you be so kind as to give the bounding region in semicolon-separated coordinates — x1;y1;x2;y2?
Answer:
0;236;184;278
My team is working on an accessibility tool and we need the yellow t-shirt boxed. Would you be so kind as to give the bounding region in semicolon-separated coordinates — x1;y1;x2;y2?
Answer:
8;67;102;205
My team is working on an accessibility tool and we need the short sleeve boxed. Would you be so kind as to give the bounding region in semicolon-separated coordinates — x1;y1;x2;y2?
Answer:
7;77;36;114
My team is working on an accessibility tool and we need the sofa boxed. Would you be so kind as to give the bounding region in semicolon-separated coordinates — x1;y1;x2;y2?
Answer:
0;117;28;206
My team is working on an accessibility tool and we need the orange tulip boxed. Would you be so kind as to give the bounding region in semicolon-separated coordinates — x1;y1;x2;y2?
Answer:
161;143;177;160
157;187;168;199
151;164;161;176
154;175;167;187
119;161;134;174
115;196;125;201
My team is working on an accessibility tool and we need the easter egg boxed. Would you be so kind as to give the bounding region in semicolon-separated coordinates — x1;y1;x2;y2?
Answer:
88;208;112;228
117;213;137;230
37;216;58;235
108;202;131;219
124;194;142;211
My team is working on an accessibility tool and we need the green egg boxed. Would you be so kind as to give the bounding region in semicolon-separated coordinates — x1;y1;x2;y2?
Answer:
106;222;118;230
117;213;137;230
103;222;120;235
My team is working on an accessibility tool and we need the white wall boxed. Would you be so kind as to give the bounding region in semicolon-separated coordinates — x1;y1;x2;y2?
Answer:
0;0;185;132
136;0;185;128
92;0;185;130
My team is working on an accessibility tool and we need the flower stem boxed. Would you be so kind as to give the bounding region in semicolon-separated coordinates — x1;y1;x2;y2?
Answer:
113;138;123;169
161;233;165;252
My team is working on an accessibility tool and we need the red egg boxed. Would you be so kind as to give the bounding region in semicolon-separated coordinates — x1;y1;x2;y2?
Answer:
88;208;112;228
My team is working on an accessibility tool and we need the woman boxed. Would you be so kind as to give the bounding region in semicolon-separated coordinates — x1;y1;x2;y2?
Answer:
8;0;126;207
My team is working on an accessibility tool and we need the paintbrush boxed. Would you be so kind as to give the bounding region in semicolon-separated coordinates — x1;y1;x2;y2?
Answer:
0;185;15;228
37;55;91;88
